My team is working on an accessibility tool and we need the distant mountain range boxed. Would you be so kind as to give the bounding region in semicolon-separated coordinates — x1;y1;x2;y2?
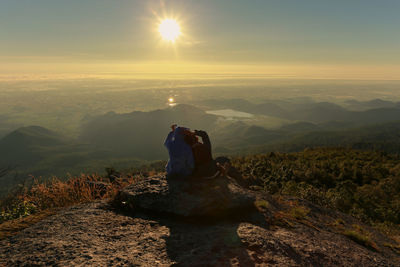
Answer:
212;119;400;155
196;98;400;123
342;99;400;111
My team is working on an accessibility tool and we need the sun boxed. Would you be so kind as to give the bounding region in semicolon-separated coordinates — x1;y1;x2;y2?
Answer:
159;19;181;42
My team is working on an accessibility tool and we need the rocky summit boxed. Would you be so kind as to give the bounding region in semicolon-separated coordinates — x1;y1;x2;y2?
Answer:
0;174;399;266
114;174;273;219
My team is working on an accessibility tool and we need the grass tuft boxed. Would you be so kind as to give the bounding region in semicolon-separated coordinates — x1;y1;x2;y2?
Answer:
290;206;310;220
0;209;56;240
383;242;400;254
254;200;270;211
343;229;379;251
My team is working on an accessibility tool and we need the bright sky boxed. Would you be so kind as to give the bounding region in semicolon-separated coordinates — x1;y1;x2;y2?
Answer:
1;0;400;79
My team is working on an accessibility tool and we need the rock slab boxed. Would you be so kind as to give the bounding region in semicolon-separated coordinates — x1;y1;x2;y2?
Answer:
115;175;267;218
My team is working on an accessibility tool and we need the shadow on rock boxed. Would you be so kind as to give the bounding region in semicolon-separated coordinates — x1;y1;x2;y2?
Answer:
113;174;275;266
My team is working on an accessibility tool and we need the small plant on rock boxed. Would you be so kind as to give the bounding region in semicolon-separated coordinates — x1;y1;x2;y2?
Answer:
343;225;379;251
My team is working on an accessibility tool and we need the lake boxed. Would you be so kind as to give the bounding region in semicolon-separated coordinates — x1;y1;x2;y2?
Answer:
206;109;254;118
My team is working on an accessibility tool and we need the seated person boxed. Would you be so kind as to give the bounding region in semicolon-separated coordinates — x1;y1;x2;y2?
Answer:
164;125;195;178
164;125;228;179
184;129;227;178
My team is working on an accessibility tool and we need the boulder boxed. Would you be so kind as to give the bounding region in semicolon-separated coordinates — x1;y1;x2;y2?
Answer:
115;174;270;218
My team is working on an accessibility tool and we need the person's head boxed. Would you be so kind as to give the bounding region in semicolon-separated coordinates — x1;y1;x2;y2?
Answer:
183;129;198;146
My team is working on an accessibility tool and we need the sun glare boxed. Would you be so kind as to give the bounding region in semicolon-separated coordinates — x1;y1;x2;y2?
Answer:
159;19;181;42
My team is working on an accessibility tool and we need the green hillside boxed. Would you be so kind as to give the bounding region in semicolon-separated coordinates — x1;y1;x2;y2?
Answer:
232;148;400;224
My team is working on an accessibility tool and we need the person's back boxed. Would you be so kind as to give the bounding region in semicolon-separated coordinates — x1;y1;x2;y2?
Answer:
189;130;219;177
164;126;195;177
192;142;212;166
191;130;212;165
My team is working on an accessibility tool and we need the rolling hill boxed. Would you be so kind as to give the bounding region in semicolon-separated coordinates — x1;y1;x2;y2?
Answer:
79;104;218;159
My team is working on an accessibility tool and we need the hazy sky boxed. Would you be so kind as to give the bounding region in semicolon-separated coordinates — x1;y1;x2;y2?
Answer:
1;0;400;79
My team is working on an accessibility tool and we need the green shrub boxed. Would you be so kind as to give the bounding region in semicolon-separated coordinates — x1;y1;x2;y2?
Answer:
0;201;37;224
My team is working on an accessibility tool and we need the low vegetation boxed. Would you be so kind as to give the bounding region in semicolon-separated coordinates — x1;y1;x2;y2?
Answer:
289;206;310;220
254;200;270;212
232;147;400;225
343;225;379;251
384;242;400;253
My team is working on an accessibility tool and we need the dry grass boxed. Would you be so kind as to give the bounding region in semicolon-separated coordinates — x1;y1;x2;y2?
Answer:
334;218;345;226
0;209;56;240
269;197;313;228
270;211;295;228
372;222;400;243
328;218;346;231
23;174;137;210
0;173;140;237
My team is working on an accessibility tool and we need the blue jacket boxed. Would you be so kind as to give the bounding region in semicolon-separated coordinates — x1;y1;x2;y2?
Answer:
164;127;195;176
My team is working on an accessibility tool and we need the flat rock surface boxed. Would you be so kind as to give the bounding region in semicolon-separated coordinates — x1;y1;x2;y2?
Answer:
1;200;399;266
